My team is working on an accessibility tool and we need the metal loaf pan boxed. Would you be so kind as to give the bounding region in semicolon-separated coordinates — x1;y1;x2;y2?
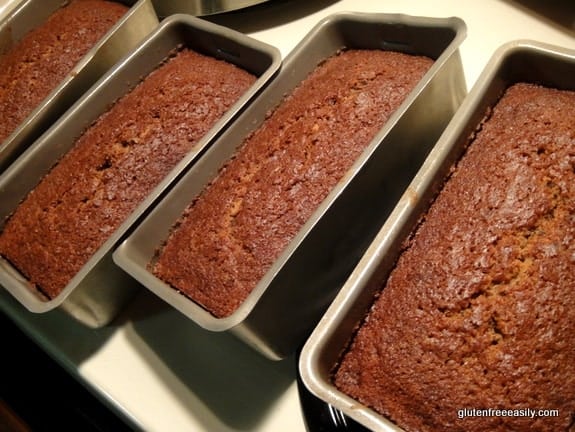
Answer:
114;12;467;360
299;40;575;431
0;14;282;328
0;0;159;173
149;0;272;17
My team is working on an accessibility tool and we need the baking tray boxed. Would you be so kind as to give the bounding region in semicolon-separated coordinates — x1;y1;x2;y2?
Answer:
299;40;575;431
0;0;159;173
114;12;467;360
0;14;281;328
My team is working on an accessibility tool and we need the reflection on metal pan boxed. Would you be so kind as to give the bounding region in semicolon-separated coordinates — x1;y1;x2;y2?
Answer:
114;12;468;360
152;0;271;17
299;39;575;432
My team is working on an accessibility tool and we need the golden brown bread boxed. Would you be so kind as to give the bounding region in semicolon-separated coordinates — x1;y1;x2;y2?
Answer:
0;48;256;299
152;49;434;318
0;0;129;144
334;83;575;432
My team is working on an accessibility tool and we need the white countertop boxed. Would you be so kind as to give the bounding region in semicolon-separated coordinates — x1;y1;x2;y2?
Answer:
0;1;573;431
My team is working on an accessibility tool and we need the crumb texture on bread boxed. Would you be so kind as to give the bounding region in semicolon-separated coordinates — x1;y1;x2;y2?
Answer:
334;83;575;432
0;0;129;144
152;49;434;318
0;48;256;299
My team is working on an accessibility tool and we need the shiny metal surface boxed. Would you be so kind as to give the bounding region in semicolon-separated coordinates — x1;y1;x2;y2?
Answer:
0;14;281;328
151;0;271;17
299;40;575;432
0;0;159;172
114;11;467;360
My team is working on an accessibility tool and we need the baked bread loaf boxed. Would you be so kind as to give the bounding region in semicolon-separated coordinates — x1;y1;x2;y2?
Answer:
333;83;575;432
0;0;130;145
151;49;434;318
0;48;256;299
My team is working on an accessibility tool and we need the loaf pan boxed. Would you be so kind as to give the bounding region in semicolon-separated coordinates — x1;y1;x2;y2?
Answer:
0;14;282;328
114;12;467;360
149;0;272;17
299;40;575;431
0;0;159;173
